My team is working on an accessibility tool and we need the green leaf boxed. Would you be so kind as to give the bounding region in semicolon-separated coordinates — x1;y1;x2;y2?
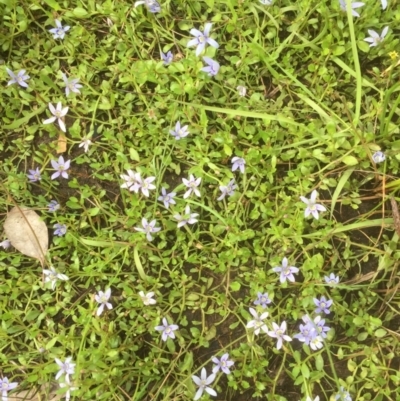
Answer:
315;354;324;371
342;155;359;166
230;281;241;291
374;328;387;338
42;0;61;10
301;363;310;378
73;7;89;17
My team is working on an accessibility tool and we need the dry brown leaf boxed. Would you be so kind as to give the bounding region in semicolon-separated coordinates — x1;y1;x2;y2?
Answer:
4;207;48;265
57;133;67;154
9;384;61;401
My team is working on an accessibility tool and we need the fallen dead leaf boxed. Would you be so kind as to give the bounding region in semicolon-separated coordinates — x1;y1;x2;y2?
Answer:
4;206;48;266
57;133;67;154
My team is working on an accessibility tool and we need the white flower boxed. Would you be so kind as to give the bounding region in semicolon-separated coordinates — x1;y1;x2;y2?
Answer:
0;240;11;249
59;383;78;401
260;0;273;4
267;321;292;350
300;190;326;219
55;357;75;384
43;102;68;132
309;335;324;351
305;397;320;401
95;288;112;316
136;174;156;197
43;266;69;290
120;169;140;190
134;218;161;241
381;0;387;9
139;291;156;305
61;73;82;96
192;368;217;400
182;174;202;198
79;137;92;153
246;307;269;335
364;27;389;47
236;85;247;96
338;0;365;17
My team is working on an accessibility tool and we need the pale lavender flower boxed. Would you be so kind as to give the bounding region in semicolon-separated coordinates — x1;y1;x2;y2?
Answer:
62;73;82;96
6;68;30;88
187;23;219;56
95;288;112;316
134;218;161;241
139;291;156;305
217;179;237;201
313;315;330;338
300;190;326;219
182;174;202;198
49;20;70;39
55;357;75;383
170;121;190;140
231;156;246;173
212;353;234;374
174;205;199;227
54;223;67;237
201;57;220;77
43;266;69;290
192;368;217;401
161;51;173;65
267;321;292;350
254;292;272;308
246;307;269;335
339;0;364;17
372;150;385;163
335;386;352;401
158;187;177;209
236;85;247;96
0;240;11;249
293;321;317;346
79;137;92;153
59;383;78;401
272;257;299;283
48;200;60;212
136;174;156;197
0;377;18;400
27;167;41;182
134;0;161;13
325;273;339;285
155;317;179;341
43;102;68;132
364;27;389;47
313;296;333;314
51;156;71;179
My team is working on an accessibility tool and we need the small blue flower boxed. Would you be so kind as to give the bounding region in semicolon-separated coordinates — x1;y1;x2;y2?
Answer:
6;68;30;88
134;218;161;241
217;179;237;201
231;157;246;173
48;200;60;212
49;20;70;40
170;121;190;140
201;57;220;77
134;0;161;13
212;353;234;374
27;167;41;183
293;321;317;346
364;27;389;47
313;296;333;314
158;187;177;209
62;73;82;97
54;223;67;237
51;156;71;180
372;151;385;164
324;273;339;285
161;51;173;65
253;292;272;308
187;23;219;56
272;257;299;283
155;317;179;341
335;386;352;401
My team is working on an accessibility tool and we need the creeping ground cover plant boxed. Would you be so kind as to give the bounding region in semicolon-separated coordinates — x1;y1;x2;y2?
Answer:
1;0;400;400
